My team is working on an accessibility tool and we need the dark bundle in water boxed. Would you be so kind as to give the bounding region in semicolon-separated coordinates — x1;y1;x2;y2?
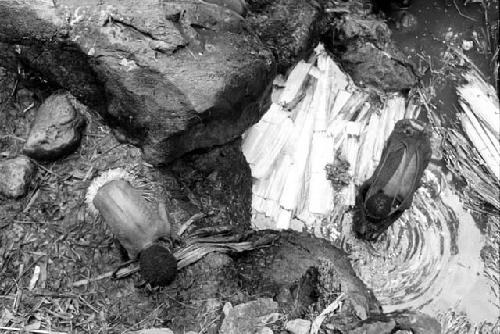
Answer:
353;119;432;241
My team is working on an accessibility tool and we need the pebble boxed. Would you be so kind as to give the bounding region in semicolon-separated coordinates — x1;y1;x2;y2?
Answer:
23;93;86;161
285;319;311;334
348;319;396;334
219;298;279;334
0;155;36;198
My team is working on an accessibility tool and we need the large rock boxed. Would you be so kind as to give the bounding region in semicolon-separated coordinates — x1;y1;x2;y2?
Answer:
23;93;86;160
0;0;276;164
0;155;36;198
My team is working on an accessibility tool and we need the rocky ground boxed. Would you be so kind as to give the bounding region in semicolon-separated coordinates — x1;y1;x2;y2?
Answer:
0;0;497;333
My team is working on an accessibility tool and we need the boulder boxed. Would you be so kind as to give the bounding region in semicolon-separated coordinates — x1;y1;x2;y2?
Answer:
23;93;86;161
0;0;276;164
0;0;335;164
0;155;36;198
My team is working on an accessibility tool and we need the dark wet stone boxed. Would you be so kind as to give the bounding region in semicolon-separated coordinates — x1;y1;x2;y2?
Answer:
341;42;417;91
23;93;86;161
0;155;35;198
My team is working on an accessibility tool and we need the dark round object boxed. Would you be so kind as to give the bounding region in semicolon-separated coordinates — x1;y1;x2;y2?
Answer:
365;192;392;218
138;244;177;286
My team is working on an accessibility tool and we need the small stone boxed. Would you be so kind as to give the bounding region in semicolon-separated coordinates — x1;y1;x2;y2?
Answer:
0;155;36;198
203;0;248;16
462;40;474;51
352;302;368;320
285;319;311;334
223;302;233;316
348;319;396;334
256;327;273;334
219;298;279;334
23;93;86;161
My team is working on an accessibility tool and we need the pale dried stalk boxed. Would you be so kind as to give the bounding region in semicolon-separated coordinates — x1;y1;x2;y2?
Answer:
279;61;313;110
455;69;500;180
458;71;500;139
340;122;362;205
308;133;335;214
309;293;345;334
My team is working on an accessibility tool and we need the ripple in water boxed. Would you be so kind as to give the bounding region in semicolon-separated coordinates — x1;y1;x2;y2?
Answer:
338;167;500;333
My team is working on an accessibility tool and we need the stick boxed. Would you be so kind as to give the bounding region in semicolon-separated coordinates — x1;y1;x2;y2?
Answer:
309;293;346;334
71;272;113;287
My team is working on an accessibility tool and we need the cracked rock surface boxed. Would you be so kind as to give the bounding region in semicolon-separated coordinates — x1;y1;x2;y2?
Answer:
23;92;86;161
0;0;334;164
0;0;276;164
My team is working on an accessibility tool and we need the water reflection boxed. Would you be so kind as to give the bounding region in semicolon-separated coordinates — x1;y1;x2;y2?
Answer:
341;166;499;331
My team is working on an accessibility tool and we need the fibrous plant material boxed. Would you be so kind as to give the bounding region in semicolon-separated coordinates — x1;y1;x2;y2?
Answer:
86;168;176;286
441;129;500;213
456;70;500;180
242;44;420;232
73;228;278;286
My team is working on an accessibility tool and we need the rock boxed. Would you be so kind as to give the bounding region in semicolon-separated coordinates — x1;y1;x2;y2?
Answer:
392;311;441;334
0;1;276;164
0;155;36;198
219;298;279;334
23;93;86;161
285;319;311;334
341;42;417;91
156;228;384;333
348;319;396;334
247;0;330;73
1;1;334;164
204;0;248;16
329;0;418;92
241;231;382;317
